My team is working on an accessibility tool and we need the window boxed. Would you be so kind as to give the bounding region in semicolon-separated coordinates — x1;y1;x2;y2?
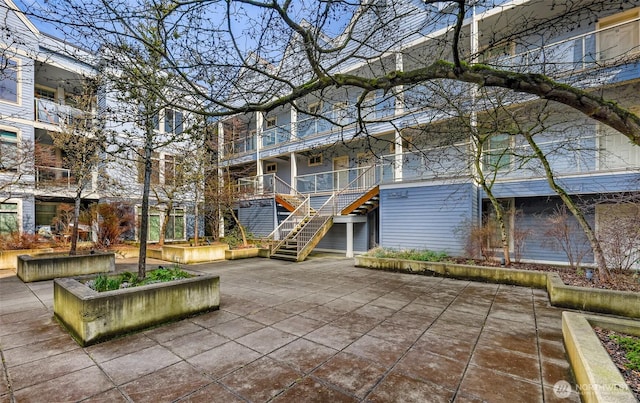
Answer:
0;130;18;171
165;208;185;240
308;154;323;166
265;117;277;128
35;86;56;101
479;42;515;64
598;8;640;62
265;162;277;173
484;133;513;171
137;150;160;184
164;108;184;134
0;58;18;103
0;202;18;235
164;154;176;185
333;102;349;125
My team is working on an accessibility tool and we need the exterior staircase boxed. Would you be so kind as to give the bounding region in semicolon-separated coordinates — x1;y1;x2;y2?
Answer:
269;166;380;262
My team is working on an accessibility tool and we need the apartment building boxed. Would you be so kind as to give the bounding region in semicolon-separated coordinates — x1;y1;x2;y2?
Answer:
0;0;198;243
220;0;640;263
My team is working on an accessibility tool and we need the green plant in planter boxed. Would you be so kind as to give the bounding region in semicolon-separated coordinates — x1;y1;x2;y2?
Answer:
86;265;191;292
610;333;640;371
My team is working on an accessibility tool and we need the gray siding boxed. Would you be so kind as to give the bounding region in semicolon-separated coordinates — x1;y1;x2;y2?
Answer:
238;198;275;237
514;197;594;264
22;196;36;234
317;222;368;252
380;183;475;255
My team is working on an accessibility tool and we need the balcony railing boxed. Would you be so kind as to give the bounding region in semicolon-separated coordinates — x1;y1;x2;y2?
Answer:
236;173;276;196
262;123;291;147
295;165;385;194
34;98;89;126
484;17;640;75
35;166;98;192
35;166;80;190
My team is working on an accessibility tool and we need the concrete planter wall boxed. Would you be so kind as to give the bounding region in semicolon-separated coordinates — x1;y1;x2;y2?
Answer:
54;273;220;346
0;248;54;270
160;243;229;263
225;248;260;260
562;312;639;403
17;252;115;282
355;256;640;318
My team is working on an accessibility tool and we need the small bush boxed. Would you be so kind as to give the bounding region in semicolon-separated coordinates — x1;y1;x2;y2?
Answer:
367;247;449;262
0;232;42;250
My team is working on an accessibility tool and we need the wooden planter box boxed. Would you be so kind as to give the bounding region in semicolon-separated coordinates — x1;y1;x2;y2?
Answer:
54;273;220;346
0;248;54;270
225;247;260;260
17;252;115;282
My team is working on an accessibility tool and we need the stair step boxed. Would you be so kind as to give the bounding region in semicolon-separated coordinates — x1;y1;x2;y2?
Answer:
270;253;298;261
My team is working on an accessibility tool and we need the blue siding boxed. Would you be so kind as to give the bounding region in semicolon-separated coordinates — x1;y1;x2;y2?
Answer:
487;172;640;199
238;198;275;237
379;183;475;255
317;222;368;252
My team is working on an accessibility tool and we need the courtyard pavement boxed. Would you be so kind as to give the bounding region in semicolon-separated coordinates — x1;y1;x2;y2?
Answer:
0;254;582;402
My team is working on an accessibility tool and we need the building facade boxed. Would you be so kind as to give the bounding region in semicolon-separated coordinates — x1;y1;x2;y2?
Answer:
0;0;200;244
220;0;640;265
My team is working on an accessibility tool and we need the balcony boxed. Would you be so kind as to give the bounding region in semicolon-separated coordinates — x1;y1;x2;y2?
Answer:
34;98;89;126
483;17;640;78
262;123;292;148
35;166;95;192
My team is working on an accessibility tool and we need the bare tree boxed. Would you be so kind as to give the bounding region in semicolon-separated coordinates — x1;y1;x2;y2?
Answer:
48;80;103;254
26;0;640;277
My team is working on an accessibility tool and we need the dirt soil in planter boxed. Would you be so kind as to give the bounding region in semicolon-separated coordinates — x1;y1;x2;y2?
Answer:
594;327;640;400
450;258;640;292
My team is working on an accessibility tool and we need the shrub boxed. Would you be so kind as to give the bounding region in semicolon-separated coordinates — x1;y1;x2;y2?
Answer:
85;202;135;248
367;247;449;262
0;232;42;250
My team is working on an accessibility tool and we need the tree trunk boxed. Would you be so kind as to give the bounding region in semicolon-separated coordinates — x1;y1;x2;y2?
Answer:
193;201;199;246
523;133;611;281
69;191;81;256
159;201;173;247
138;137;154;280
472;136;511;264
229;207;247;247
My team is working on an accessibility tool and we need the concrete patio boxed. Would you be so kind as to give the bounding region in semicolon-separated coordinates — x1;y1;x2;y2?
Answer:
0;254;581;402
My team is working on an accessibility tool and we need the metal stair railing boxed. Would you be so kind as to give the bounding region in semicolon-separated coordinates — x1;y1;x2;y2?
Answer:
273;175;305;199
292;193;336;256
268;195;312;251
291;164;381;256
332;164;380;215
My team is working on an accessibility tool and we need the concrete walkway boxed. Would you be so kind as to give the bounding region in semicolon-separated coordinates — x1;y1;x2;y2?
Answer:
0;255;581;402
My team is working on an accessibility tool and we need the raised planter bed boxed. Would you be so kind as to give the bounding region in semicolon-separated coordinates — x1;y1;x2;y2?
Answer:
562;312;639;403
17;252;115;282
354;256;640;318
54;272;220;346
159;243;229;263
225;247;260;260
0;248;54;270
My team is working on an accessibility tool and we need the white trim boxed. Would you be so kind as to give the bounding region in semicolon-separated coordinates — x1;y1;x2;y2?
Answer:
4;0;40;35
